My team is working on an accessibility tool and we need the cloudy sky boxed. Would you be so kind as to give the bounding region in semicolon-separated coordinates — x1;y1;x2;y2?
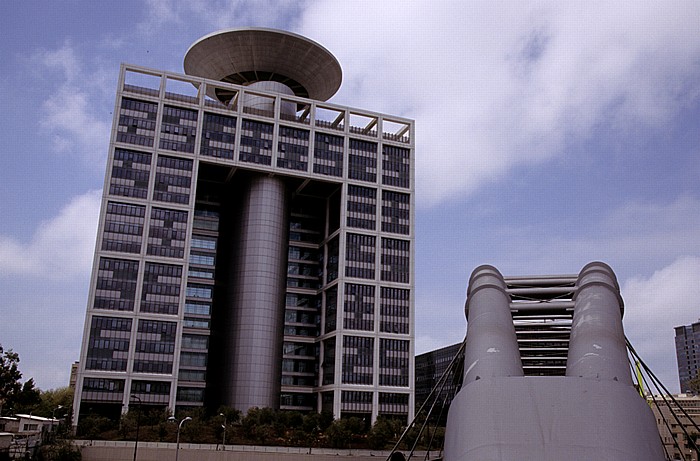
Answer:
1;1;700;394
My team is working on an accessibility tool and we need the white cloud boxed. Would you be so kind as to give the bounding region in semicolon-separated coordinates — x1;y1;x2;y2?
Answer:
33;43;111;168
141;0;305;34
0;190;101;279
297;1;700;207
622;256;700;393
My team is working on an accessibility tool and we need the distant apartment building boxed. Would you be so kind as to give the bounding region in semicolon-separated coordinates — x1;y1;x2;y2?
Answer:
649;393;700;461
73;28;415;426
676;320;700;393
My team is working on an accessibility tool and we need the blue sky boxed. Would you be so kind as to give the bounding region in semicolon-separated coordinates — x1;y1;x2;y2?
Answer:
1;1;700;393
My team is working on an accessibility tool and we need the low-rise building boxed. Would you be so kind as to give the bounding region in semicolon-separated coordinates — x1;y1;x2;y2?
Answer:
649;393;700;461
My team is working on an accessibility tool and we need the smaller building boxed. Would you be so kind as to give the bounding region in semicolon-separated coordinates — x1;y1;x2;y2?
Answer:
649;393;700;461
69;362;79;389
14;415;58;434
415;343;463;424
0;418;19;433
675;321;700;393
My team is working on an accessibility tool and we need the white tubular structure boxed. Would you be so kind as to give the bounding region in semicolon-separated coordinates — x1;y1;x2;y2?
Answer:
462;265;523;385
444;262;664;461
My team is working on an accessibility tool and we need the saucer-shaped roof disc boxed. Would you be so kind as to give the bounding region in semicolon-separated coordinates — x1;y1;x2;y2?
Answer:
184;28;343;103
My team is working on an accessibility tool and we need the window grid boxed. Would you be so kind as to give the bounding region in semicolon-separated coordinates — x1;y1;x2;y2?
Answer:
322;338;336;385
116;98;157;147
380;287;410;334
382;145;410;188
159;105;198;153
342;335;374;385
147;207;188;259
345;233;376;280
153;155;193;204
313;132;343;177
348;139;377;183
379;339;410;387
239;119;273;165
133;319;177;374
343;283;375;331
94;257;139;311
140;262;183;315
109;149;152;199
81;378;125;402
201;112;236;159
341;390;373;412
378;392;409;414
85;316;132;371
381;190;410;235
324;286;338;334
131;380;171;404
102;202;146;254
347;185;377;230
277;126;309;171
380;238;410;283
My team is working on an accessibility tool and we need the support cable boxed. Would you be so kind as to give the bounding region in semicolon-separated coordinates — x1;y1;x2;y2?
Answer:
386;340;465;461
627;338;700;456
629;352;678;460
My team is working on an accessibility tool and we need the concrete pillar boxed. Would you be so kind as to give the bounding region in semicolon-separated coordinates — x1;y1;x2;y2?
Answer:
222;174;289;412
462;265;523;385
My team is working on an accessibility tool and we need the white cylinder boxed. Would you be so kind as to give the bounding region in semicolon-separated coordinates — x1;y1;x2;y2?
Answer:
462;265;523;385
242;81;296;116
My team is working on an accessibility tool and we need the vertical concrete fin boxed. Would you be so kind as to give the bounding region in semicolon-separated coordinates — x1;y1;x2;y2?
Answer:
566;261;631;384
462;265;523;385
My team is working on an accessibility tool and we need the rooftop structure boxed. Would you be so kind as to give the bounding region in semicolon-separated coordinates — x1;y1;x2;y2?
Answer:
73;28;415;427
184;28;342;102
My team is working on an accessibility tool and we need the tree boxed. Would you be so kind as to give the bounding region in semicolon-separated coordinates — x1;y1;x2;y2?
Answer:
12;378;41;413
33;387;74;418
688;376;700;394
0;344;25;415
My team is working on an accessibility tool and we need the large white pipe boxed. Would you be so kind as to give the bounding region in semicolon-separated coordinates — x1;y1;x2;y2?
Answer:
462;265;523;385
566;262;630;384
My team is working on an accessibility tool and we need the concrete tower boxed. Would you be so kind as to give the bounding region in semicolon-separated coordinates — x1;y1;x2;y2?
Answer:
74;28;415;425
183;28;343;412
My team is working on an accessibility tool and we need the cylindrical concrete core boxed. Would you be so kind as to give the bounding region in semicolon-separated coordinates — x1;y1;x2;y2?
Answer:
566;262;631;384
463;265;523;386
222;175;289;412
242;81;296;116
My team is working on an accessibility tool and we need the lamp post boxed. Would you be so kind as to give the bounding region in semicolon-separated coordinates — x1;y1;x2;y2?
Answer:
219;413;227;448
168;416;191;461
130;395;141;461
52;405;64;420
52;405;64;431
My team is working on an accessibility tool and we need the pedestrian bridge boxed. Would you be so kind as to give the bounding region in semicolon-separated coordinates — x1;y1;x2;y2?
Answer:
443;262;665;461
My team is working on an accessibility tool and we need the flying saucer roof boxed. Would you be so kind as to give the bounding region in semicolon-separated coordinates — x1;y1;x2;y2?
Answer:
184;28;343;102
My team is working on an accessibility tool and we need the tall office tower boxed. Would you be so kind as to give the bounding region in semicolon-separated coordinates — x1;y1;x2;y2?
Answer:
675;320;700;393
73;28;415;426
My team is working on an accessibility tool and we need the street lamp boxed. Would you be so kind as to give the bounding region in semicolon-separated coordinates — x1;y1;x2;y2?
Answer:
219;413;227;448
130;395;141;461
51;405;64;432
168;416;191;461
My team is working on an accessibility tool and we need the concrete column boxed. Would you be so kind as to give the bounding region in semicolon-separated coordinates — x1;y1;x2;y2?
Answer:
566;262;631;384
223;174;289;412
462;265;523;386
242;81;296;115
